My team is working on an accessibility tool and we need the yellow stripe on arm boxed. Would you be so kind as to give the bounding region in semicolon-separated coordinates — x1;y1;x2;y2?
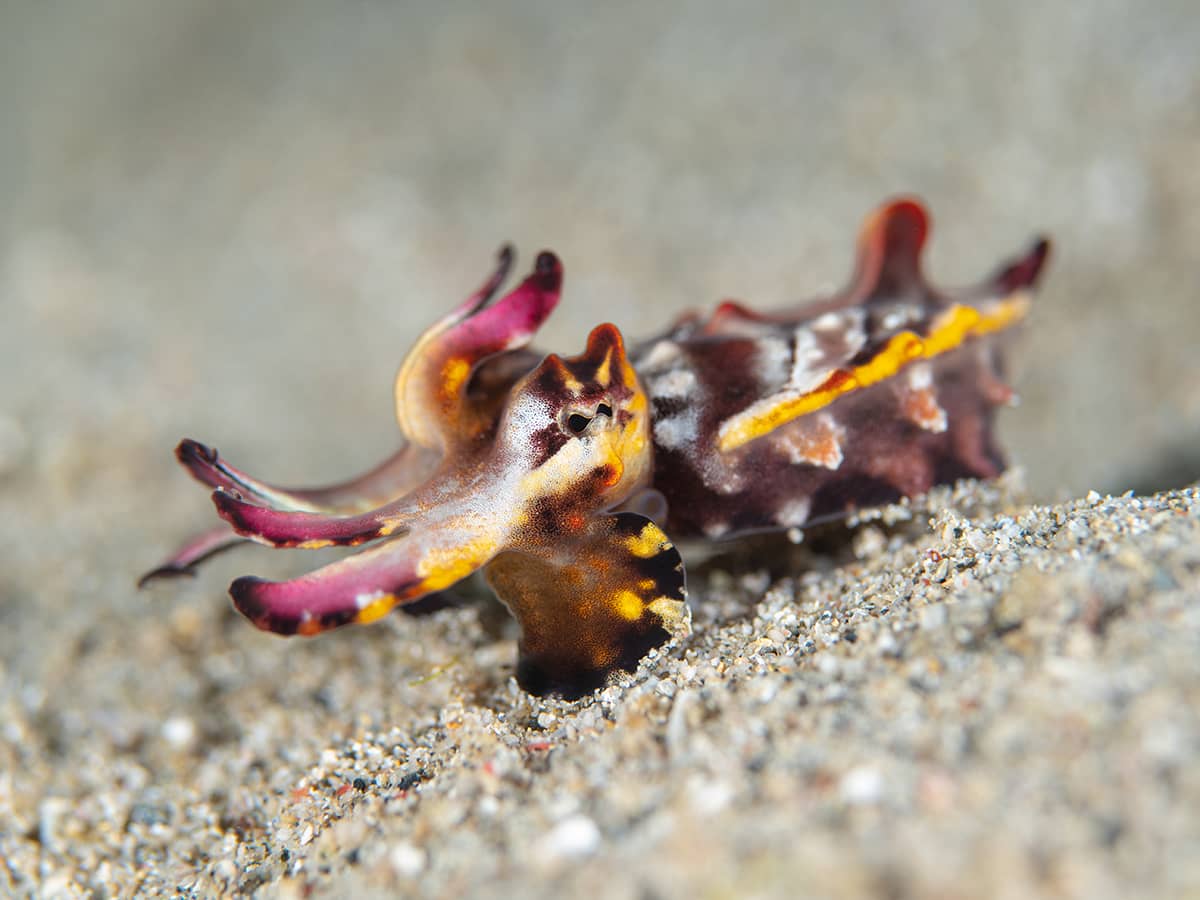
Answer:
353;593;398;625
717;295;1031;453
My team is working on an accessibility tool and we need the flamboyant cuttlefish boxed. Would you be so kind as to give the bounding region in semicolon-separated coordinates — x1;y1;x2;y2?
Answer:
143;198;1050;697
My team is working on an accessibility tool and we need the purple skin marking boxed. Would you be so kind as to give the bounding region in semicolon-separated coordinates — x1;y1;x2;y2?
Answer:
175;439;437;514
229;534;432;636
212;489;413;548
141;439;441;585
431;251;562;371
136;526;245;587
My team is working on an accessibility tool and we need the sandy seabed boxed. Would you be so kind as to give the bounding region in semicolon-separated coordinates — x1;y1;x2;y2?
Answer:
2;476;1198;898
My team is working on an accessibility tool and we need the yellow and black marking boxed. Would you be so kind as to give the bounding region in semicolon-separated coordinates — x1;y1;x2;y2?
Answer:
485;512;689;698
717;297;1031;453
228;577;411;636
525;323;628;401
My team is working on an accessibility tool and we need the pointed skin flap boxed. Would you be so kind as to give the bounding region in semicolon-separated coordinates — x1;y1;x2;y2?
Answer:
848;196;930;303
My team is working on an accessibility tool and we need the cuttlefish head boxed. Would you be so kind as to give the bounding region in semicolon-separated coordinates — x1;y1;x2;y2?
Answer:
497;323;653;517
483;324;687;697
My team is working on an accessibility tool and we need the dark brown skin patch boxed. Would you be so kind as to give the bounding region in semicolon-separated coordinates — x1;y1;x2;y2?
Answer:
485;512;687;699
525;422;572;470
227;577;291;634
866;198;928;300
176;438;232;492
989;238;1051;296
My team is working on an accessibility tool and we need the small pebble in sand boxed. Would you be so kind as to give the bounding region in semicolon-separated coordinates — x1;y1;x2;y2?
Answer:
539;815;602;860
688;777;734;815
853;526;887;560
162;716;196;750
840;766;885;805
389;842;427;877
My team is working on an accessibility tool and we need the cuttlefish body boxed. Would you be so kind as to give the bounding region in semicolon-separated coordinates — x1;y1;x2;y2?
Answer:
144;198;1049;698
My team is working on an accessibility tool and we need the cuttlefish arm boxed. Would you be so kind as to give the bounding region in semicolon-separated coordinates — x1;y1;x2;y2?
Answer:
394;249;563;452
141;249;561;585
136;526;248;587
229;493;504;635
211;487;423;548
158;251;565;553
223;324;689;696
168;247;560;511
173;439;438;514
140;442;440;584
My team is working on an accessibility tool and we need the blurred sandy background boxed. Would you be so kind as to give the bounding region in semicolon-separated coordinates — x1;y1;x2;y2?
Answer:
4;1;1199;503
2;3;1200;897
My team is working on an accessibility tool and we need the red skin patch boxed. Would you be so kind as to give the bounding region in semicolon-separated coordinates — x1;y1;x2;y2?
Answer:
900;385;948;434
775;415;845;470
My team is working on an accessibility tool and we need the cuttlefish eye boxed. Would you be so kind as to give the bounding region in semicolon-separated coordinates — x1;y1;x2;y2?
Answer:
498;323;651;508
563;402;614;435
